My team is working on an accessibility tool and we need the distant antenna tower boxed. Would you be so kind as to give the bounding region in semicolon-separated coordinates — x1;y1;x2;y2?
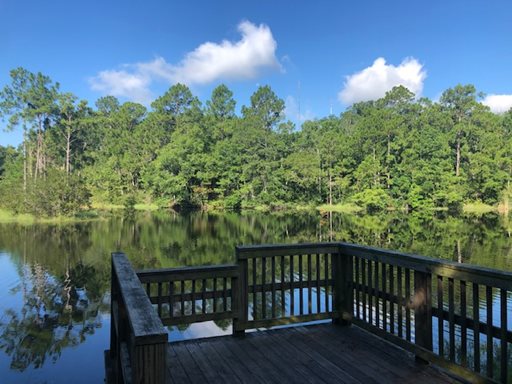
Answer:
297;81;301;123
329;100;333;116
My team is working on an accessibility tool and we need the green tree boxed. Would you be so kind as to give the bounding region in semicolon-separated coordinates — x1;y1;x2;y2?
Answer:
206;84;236;120
0;68;60;181
241;85;285;131
440;84;479;177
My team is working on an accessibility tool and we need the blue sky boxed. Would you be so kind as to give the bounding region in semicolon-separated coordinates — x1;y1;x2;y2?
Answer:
1;0;512;147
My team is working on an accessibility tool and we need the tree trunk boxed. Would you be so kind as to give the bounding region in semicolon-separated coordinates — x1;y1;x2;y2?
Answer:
455;133;461;177
387;134;391;189
317;149;322;197
328;170;332;205
23;129;27;193
66;129;71;175
373;147;378;187
35;118;43;179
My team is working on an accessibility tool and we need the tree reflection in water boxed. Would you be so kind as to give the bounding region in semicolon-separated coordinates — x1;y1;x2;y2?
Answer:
0;261;108;371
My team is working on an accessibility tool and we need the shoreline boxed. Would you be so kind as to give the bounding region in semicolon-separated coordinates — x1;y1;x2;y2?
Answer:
0;200;509;225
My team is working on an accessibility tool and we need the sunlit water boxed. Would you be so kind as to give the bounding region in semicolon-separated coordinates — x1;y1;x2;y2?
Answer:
0;210;511;383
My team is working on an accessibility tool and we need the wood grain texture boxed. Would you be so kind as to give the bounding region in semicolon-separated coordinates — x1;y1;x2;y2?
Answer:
167;324;457;384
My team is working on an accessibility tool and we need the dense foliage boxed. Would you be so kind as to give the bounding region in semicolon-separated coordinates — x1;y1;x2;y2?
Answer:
1;68;511;216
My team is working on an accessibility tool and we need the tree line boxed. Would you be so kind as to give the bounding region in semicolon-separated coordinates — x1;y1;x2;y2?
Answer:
0;67;511;216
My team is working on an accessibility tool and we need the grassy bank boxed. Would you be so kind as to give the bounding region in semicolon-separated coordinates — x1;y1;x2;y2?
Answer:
317;203;363;214
0;208;102;224
91;202;159;211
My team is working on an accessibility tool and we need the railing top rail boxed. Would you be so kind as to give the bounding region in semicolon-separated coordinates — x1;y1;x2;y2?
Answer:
339;242;512;290
112;252;168;345
236;242;339;259
136;264;239;283
235;242;512;289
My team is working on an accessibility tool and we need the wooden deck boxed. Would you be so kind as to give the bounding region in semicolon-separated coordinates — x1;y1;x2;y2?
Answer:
108;244;512;383
167;323;458;384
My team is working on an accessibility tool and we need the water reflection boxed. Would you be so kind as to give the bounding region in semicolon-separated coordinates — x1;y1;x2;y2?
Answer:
0;211;510;382
0;261;108;372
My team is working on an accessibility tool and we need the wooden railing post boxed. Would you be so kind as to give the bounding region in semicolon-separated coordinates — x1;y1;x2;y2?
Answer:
109;255;119;383
332;249;353;325
131;340;168;384
414;270;433;352
109;252;168;384
233;247;248;337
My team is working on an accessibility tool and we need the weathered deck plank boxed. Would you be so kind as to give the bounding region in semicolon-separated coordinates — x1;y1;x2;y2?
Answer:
167;323;459;384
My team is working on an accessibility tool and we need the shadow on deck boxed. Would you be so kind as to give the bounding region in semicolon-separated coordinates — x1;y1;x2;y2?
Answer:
168;323;456;384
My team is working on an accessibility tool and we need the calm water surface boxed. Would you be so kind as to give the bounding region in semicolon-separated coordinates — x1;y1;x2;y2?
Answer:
0;210;511;383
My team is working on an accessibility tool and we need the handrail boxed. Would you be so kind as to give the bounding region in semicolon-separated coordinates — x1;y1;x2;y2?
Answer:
137;264;239;282
339;242;512;290
236;242;339;258
109;252;168;384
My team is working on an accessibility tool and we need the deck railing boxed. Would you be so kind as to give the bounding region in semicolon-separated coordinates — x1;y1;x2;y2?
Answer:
137;264;239;326
107;243;512;384
109;252;168;384
233;243;341;332
341;243;512;384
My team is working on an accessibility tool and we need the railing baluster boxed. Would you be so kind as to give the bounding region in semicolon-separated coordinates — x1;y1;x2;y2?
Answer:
397;266;403;338
405;268;411;342
368;259;373;325
460;280;467;367
201;279;206;314
253;258;257;320
486;286;493;379
169;281;174;319
290;254;295;316
281;255;285;316
414;269;432;351
180;280;185;316
382;262;387;331
448;277;455;362
157;282;162;317
223;277;227;312
191;279;196;315
316;254;321;313
362;258;367;322
374;260;380;328
213;278;217;312
500;288;507;383
324;253;329;312
473;283;480;373
308;254;312;315
389;265;394;335
299;254;303;315
355;256;360;319
437;275;444;357
271;256;276;319
262;256;267;319
234;251;248;336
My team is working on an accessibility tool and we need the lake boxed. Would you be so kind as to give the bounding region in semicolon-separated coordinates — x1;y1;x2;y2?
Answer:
0;210;511;383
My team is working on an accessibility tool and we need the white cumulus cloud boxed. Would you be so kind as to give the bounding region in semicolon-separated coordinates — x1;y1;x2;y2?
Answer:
338;57;426;105
89;21;280;103
481;94;512;114
89;69;153;104
171;21;281;84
